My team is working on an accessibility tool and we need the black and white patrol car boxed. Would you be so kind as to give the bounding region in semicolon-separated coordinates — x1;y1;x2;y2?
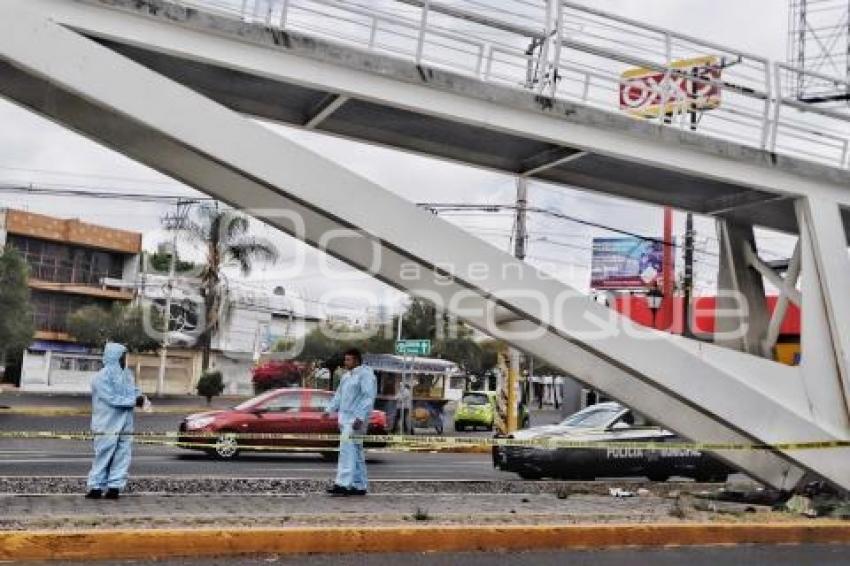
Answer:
493;402;733;482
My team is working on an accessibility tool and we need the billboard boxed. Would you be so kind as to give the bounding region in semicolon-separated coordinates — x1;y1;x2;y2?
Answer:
619;55;721;118
591;237;665;290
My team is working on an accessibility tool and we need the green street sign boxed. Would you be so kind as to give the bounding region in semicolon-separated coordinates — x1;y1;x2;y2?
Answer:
395;339;431;356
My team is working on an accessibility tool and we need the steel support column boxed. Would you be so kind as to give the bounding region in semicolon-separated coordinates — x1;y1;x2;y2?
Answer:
715;220;771;356
796;197;850;432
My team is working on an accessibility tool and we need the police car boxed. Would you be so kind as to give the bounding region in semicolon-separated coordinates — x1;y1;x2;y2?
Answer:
493;402;733;482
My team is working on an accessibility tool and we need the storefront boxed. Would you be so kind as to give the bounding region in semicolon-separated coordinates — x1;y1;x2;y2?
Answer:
20;340;101;393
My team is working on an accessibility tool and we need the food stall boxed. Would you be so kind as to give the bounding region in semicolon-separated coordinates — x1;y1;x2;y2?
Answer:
363;354;461;434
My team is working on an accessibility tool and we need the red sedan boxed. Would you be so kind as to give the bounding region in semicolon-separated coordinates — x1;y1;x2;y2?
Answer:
178;388;388;460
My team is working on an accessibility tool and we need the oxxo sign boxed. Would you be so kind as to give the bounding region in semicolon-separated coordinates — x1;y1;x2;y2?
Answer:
395;339;431;356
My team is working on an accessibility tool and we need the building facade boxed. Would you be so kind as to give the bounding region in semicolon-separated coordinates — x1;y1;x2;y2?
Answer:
137;273;323;395
0;208;142;392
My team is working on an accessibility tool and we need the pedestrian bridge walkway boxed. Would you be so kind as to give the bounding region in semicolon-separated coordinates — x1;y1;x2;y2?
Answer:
1;0;850;491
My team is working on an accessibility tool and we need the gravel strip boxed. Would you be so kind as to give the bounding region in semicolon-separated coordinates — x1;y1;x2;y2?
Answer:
0;476;721;496
0;490;796;532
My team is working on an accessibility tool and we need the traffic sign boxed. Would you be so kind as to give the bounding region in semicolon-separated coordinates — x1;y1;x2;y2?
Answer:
395;339;431;356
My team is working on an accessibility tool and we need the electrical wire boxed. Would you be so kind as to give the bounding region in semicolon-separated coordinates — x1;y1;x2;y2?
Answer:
0;184;210;203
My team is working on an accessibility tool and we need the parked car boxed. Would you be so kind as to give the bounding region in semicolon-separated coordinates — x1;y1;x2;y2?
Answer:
178;388;387;460
493;402;733;482
454;391;530;432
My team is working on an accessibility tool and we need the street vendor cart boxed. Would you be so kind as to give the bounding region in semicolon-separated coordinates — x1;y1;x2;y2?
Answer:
363;354;461;434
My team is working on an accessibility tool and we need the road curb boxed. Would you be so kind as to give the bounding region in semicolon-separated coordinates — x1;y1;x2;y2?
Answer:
1;523;849;561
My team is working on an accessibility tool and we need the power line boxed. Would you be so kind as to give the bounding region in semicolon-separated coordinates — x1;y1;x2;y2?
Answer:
0;184;212;203
0;164;180;186
418;201;720;256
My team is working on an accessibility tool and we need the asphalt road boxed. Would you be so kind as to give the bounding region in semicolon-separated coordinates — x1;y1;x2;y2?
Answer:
13;545;850;565
0;412;513;480
0;398;745;483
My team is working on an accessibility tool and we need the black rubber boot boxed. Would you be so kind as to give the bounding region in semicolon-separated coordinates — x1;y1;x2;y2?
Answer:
325;484;351;497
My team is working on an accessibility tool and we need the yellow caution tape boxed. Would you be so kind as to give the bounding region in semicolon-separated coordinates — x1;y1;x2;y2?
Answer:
0;430;847;452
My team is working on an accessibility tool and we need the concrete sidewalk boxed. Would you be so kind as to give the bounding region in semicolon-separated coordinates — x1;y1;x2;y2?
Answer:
2;478;848;561
0;477;794;531
2;491;683;531
0;389;244;409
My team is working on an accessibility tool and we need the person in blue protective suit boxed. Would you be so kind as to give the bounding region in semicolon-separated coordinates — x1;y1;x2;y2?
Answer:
85;342;146;500
324;348;377;496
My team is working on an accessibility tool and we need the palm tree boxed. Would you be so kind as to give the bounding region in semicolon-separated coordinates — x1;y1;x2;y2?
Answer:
183;204;278;371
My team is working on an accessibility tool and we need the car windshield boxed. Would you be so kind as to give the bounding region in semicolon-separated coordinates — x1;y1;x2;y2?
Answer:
462;393;489;405
559;407;621;428
234;390;280;411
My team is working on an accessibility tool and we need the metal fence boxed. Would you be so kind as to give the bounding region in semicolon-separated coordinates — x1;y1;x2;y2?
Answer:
171;0;850;170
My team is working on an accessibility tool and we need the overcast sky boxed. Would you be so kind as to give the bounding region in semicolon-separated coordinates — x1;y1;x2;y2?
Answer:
0;0;798;317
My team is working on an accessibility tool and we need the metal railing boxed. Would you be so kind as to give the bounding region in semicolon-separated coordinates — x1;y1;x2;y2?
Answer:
169;0;850;170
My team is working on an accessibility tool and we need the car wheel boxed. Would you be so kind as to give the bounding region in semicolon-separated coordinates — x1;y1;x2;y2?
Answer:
320;451;339;462
646;472;670;482
212;431;240;460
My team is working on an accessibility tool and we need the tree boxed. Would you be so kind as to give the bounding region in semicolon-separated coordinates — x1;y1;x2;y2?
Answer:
287;298;501;385
196;370;225;405
181;204;278;371
434;337;483;375
0;248;35;370
291;326;395;363
396;297;499;375
145;251;196;274
67;303;162;352
291;327;339;362
399;297;440;340
477;339;502;374
66;305;112;347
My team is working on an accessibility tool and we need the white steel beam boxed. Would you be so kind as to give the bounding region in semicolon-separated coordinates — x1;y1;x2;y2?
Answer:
3;2;850;490
796;197;850;432
715;220;771;357
762;241;802;357
746;244;803;308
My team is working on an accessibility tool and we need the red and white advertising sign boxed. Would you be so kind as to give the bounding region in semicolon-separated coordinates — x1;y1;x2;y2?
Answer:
619;55;722;118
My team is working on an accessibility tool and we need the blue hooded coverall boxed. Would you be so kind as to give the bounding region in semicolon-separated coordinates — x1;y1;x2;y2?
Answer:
86;343;141;491
326;364;377;490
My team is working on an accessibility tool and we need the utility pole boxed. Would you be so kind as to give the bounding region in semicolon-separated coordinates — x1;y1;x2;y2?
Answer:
514;177;528;261
506;177;529;432
156;200;191;398
682;212;694;338
682;73;698;338
395;307;407;435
